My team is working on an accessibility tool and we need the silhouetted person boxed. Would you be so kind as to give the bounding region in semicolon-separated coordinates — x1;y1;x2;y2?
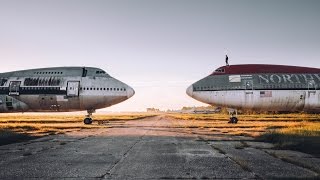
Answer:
225;55;229;66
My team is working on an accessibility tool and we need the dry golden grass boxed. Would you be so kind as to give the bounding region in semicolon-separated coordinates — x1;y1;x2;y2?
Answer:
0;113;156;137
166;113;320;136
1;112;319;155
166;113;320;155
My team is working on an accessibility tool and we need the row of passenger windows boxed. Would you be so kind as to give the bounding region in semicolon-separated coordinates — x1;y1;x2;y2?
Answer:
0;87;60;90
33;72;63;75
22;87;60;90
79;87;126;91
195;84;318;90
0;86;127;91
262;84;314;89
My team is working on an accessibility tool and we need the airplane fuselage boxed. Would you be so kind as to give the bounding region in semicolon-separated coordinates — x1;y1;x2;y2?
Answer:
0;67;134;113
187;64;320;112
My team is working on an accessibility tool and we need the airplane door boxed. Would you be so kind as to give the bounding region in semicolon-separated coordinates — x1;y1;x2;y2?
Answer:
67;81;79;97
245;80;253;91
9;81;21;96
244;80;254;108
308;80;316;91
305;80;319;111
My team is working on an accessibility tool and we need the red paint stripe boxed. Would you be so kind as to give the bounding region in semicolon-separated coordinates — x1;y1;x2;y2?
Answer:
211;64;320;75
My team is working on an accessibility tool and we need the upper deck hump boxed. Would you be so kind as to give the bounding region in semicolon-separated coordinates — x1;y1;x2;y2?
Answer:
0;66;110;77
211;64;320;75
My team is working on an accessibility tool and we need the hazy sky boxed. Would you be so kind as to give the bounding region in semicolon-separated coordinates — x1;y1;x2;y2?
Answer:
1;0;320;111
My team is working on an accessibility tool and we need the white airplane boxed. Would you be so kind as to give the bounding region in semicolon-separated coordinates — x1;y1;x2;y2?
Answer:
0;67;135;124
187;64;320;123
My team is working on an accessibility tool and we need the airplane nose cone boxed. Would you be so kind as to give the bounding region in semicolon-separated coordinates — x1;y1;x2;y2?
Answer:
186;85;193;97
127;87;135;98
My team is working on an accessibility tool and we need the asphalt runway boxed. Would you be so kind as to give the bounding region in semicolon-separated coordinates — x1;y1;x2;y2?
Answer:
0;116;319;179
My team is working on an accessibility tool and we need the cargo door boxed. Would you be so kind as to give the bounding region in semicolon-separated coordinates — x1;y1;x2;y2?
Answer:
244;80;253;91
244;80;254;108
67;81;79;97
308;80;316;92
307;80;316;102
9;81;21;96
305;80;319;111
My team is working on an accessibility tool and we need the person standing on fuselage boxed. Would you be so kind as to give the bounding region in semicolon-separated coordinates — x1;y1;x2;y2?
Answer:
225;55;229;66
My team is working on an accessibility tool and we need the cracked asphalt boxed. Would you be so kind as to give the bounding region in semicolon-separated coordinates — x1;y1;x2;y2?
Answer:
0;115;319;179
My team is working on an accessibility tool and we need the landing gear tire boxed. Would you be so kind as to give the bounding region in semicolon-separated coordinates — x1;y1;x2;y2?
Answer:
228;109;238;124
84;118;92;124
228;117;238;124
83;109;95;125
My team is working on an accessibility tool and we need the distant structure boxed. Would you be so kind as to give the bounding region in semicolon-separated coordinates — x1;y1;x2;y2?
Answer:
146;108;160;113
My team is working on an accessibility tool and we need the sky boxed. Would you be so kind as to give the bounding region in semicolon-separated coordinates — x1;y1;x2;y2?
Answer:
0;0;320;112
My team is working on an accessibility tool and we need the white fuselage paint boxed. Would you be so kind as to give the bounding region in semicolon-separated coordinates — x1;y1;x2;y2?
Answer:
0;67;135;113
191;90;320;112
187;64;320;113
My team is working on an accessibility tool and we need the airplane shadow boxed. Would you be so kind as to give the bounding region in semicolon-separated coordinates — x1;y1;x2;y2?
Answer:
0;130;37;146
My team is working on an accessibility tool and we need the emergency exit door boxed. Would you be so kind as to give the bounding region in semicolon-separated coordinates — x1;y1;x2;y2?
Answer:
67;81;80;97
9;81;21;95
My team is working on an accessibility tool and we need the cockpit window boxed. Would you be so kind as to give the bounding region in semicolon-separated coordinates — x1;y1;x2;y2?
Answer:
96;70;106;74
215;68;225;73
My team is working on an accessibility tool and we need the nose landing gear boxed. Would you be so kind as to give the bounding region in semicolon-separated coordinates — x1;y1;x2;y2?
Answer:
228;109;238;124
229;116;238;124
84;109;95;124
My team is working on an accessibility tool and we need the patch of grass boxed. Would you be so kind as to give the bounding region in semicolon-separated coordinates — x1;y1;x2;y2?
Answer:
168;113;320;155
0;113;155;145
167;113;320;122
258;125;320;156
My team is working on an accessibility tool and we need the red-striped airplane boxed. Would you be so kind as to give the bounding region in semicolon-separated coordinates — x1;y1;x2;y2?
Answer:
186;64;320;123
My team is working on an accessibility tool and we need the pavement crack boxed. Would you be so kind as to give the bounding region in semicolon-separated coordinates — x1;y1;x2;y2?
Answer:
201;137;261;180
100;134;146;179
263;150;320;175
99;119;160;179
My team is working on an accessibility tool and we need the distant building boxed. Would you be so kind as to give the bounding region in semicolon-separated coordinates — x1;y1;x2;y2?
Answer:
146;108;160;113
